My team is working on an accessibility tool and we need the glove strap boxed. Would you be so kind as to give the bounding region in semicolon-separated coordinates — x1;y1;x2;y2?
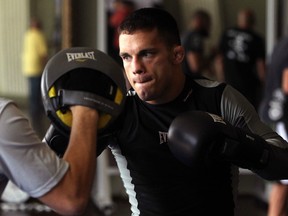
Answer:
58;89;120;116
221;128;270;169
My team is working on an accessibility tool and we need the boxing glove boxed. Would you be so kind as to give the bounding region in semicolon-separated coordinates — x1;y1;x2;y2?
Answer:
167;111;270;169
44;124;69;157
41;47;127;137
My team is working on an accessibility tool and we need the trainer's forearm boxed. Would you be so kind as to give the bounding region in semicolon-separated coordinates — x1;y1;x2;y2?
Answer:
40;107;98;215
63;107;98;200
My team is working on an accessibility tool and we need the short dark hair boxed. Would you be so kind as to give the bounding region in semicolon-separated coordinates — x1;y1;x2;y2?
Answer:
118;7;181;47
192;9;210;22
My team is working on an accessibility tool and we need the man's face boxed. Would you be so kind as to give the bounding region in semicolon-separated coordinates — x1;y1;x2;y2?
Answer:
119;29;182;104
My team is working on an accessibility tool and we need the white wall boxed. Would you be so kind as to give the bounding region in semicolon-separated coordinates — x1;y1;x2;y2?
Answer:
0;0;29;97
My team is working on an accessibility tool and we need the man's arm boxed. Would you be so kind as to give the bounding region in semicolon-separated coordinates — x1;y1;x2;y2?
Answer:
39;106;99;215
256;58;266;83
268;182;288;216
282;68;288;94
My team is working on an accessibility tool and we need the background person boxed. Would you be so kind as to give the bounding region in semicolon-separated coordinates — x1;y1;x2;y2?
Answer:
108;0;135;66
182;9;212;77
259;37;288;216
216;8;266;109
22;17;48;136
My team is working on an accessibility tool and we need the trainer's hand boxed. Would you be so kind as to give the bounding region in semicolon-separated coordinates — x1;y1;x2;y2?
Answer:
70;105;99;117
44;106;99;157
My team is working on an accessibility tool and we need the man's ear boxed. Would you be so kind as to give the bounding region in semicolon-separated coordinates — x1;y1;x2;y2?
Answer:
173;46;185;64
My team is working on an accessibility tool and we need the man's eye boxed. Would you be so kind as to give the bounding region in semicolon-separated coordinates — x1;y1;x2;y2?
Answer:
143;52;154;58
121;55;131;61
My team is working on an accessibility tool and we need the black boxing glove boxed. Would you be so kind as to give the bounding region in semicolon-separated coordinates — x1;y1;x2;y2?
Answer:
44;124;68;157
167;111;270;170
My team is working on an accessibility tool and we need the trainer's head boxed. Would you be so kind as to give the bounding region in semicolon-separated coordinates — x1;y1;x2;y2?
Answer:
118;7;181;48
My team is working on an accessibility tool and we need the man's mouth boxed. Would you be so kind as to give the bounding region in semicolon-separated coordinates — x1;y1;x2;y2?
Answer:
134;76;153;84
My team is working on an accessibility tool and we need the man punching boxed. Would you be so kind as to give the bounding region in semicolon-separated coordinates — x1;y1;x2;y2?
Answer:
44;8;288;216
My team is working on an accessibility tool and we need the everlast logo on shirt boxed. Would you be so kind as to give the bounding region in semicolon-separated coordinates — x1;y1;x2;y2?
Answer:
66;52;95;62
159;131;168;144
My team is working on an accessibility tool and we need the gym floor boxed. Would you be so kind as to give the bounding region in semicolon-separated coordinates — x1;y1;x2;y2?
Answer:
0;195;267;216
0;197;131;216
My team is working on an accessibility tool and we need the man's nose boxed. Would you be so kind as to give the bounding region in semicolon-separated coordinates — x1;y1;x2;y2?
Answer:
131;57;143;74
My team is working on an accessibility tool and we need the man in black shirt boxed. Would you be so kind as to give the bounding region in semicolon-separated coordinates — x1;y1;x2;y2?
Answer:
217;9;266;109
182;9;211;77
110;8;288;215
45;8;288;216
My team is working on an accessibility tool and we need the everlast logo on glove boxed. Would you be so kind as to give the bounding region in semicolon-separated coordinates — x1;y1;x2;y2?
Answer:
66;52;95;62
